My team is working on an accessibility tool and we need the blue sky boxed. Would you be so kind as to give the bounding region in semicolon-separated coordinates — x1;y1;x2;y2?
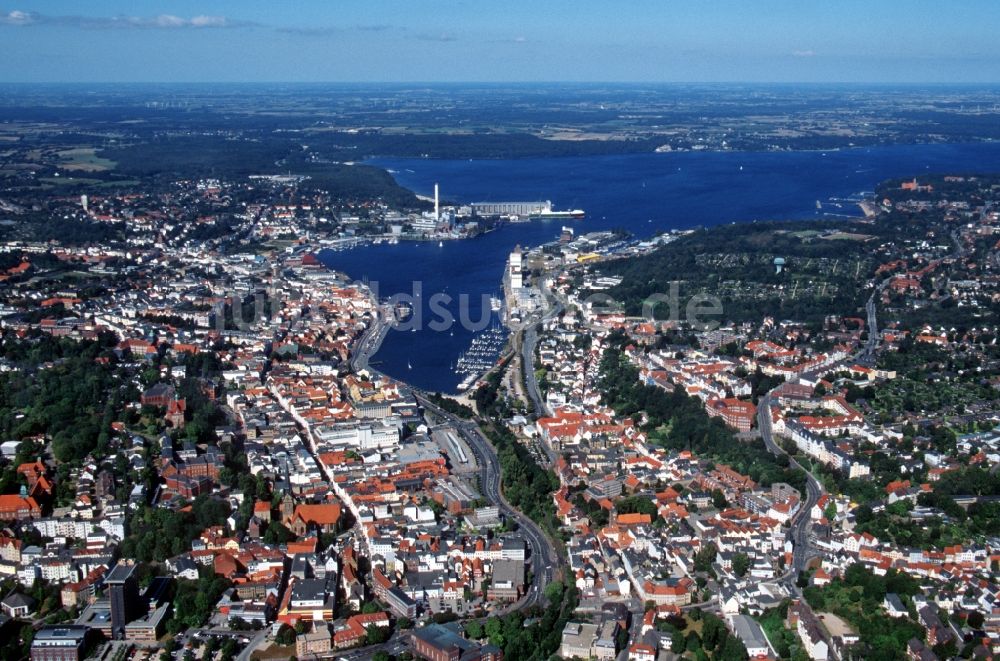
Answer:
1;0;998;83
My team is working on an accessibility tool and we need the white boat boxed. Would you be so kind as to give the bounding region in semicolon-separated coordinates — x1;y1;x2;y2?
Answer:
490;296;502;312
529;209;585;220
438;241;444;247
454;325;507;378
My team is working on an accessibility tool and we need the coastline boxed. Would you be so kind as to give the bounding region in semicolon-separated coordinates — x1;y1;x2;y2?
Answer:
328;143;1000;394
318;225;502;252
366;140;1000;166
349;298;393;374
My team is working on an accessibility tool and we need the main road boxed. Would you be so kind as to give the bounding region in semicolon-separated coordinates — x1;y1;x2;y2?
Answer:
517;273;565;422
415;393;561;612
756;393;824;579
758;268;897;580
349;305;392;373
348;294;561;611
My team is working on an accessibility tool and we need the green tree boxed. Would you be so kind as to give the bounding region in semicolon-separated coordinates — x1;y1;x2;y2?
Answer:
263;521;295;545
615;495;658;518
686;631;702;653
275;624;296;646
167;570;231;632
465;621;485;640
485;617;506;648
365;626;391;646
702;613;726;651
720;635;750;661
732;552;751;578
671;630;686;653
694;543;718;573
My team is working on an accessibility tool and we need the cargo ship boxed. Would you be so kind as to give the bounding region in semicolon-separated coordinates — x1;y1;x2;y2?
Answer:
529;208;585;220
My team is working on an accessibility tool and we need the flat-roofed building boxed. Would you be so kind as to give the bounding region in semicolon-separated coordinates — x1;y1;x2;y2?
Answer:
472;201;551;217
296;626;332;658
31;625;89;661
385;586;417;620
105;563;140;641
592;619;620;660
560;621;599;660
488;559;525;602
125;603;170;643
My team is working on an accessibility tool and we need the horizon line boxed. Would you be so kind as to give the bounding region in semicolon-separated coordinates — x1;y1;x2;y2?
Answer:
2;80;1000;86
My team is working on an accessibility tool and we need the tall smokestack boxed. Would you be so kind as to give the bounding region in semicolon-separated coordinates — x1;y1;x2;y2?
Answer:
434;183;440;221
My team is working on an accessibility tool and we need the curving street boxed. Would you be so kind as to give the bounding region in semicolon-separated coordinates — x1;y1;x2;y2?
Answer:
518;287;564;420
349;307;392;373
519;324;549;419
758;277;893;583
348;293;561;613
415;393;561;612
756;393;824;580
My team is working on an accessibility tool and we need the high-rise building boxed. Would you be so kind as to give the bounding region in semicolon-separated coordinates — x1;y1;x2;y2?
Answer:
105;563;140;640
509;245;524;290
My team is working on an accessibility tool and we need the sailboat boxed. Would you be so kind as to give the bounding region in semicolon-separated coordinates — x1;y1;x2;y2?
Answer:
407;360;412;369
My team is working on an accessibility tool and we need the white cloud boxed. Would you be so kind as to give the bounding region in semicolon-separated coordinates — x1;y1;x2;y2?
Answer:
0;9;252;30
0;9;34;25
189;15;230;29
154;15;187;28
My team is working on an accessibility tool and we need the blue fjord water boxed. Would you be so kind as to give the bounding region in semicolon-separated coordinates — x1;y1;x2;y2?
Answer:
320;142;1000;393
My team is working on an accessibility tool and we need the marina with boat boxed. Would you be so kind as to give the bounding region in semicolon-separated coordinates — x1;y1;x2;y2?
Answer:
453;322;508;391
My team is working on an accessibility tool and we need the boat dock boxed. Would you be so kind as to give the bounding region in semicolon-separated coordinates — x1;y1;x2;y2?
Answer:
454;323;508;390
